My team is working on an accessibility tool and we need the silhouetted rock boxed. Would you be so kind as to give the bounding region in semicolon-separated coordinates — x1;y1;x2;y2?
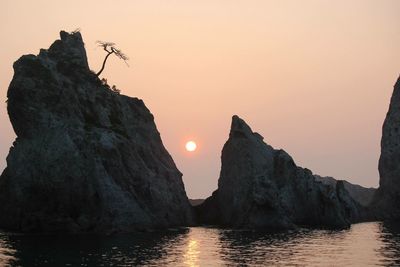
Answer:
315;176;376;207
374;76;400;220
197;115;363;230
0;31;194;233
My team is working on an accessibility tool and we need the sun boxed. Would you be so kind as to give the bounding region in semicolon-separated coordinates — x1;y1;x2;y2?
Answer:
185;141;197;152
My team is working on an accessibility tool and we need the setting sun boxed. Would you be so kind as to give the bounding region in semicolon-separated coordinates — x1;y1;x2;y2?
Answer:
185;141;197;152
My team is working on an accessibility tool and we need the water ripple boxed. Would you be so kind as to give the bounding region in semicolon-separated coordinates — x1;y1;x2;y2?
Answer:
0;222;399;266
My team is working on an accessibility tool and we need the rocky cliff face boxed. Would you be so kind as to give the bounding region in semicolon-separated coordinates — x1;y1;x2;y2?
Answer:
197;116;362;230
374;76;400;219
0;31;194;233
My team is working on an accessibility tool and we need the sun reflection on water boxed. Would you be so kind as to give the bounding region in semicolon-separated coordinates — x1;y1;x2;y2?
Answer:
184;239;200;267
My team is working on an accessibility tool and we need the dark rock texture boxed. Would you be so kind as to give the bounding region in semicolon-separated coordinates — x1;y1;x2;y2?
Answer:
374;76;400;220
315;175;376;207
0;31;194;233
197;116;363;230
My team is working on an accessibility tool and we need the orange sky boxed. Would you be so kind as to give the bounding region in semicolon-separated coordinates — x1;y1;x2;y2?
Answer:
1;0;399;198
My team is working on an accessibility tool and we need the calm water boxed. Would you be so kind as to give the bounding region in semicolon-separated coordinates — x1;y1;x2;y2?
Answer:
0;222;400;266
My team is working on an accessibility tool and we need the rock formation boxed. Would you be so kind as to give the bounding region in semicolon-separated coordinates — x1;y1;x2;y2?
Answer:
315;176;376;207
374;76;400;219
196;115;362;230
0;31;194;233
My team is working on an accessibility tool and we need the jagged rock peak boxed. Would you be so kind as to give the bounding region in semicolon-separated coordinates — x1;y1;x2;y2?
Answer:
42;30;89;69
8;31;90;139
230;115;252;134
230;115;264;141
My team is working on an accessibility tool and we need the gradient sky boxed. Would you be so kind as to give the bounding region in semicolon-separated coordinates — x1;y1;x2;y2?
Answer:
1;0;399;198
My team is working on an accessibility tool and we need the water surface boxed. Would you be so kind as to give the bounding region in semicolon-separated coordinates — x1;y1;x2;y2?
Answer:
1;222;399;266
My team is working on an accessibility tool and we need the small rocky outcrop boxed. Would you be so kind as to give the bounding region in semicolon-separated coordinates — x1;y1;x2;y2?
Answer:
374;76;400;220
196;116;363;230
315;176;376;207
0;31;194;233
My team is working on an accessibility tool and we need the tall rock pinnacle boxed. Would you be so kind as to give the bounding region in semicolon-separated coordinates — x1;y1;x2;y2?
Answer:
375;76;400;219
197;115;363;230
0;31;194;233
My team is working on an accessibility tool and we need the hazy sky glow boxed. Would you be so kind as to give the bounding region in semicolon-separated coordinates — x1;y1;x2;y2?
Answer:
1;0;399;198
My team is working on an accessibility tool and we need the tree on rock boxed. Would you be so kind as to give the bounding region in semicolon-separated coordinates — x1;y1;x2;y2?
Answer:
96;41;129;76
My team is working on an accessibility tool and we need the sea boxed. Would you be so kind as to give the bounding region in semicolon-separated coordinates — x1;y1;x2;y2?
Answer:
0;222;399;266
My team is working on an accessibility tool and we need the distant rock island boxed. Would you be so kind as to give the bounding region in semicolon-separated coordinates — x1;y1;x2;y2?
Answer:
0;31;194;233
315;176;376;207
189;199;205;207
